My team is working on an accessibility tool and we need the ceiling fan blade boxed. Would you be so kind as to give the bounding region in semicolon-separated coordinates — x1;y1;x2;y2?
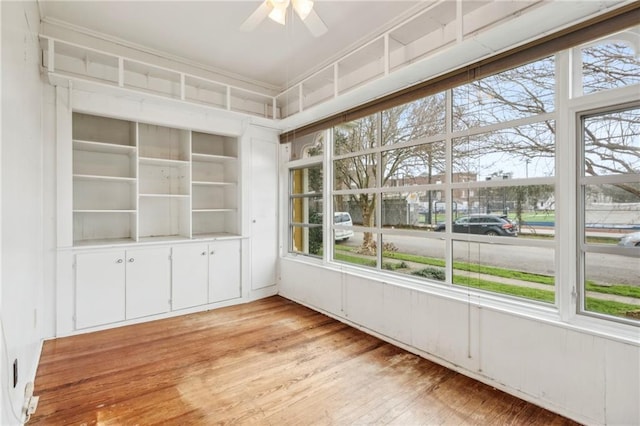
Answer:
303;8;327;37
240;1;273;32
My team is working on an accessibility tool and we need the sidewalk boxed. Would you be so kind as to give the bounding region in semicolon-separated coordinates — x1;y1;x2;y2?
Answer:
518;225;633;239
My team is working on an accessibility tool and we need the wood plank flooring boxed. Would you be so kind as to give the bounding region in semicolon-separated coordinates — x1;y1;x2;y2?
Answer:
30;296;577;425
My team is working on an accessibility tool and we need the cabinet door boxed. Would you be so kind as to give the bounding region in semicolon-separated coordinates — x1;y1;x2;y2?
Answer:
125;247;171;319
76;251;125;329
172;244;209;310
250;138;278;290
209;240;241;303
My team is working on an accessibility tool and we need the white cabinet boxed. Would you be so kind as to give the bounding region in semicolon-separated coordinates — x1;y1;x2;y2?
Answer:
209;240;241;302
75;251;126;329
67;113;250;333
125;247;171;319
171;239;241;310
75;247;171;329
171;244;209;310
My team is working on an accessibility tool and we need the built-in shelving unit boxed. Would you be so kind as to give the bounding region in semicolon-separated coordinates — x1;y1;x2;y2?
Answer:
72;113;137;244
191;131;238;239
41;0;546;122
72;113;239;246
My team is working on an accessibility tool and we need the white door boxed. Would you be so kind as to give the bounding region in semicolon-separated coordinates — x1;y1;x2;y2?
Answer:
75;251;126;328
209;240;241;302
250;138;278;290
125;247;171;319
172;243;209;310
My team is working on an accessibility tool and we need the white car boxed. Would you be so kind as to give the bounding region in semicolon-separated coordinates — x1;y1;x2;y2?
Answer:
334;212;354;241
618;231;640;247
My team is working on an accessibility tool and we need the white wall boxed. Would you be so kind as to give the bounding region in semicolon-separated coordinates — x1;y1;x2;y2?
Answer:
1;1;46;424
279;259;640;425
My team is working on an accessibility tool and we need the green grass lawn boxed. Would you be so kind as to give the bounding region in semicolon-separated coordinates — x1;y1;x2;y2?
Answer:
333;244;640;319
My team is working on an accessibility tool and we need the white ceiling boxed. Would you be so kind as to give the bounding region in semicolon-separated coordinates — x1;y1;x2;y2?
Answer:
38;1;430;90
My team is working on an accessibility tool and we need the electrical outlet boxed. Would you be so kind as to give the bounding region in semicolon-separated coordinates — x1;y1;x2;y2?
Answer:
24;382;34;400
12;359;18;388
26;396;39;416
23;382;38;417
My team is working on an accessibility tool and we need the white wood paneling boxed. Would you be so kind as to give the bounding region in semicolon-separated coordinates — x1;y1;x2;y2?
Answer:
279;260;343;314
344;275;385;332
411;290;479;371
381;283;412;343
479;310;606;423
1;3;47;423
605;340;640;425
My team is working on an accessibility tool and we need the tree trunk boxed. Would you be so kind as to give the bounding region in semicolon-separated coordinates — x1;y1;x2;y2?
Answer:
359;197;376;255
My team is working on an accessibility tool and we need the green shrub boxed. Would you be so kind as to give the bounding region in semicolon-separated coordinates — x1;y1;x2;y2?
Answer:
412;267;445;281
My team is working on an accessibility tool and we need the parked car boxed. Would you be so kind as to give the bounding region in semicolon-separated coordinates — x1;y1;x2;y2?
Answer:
433;214;517;236
334;212;354;241
618;231;640;247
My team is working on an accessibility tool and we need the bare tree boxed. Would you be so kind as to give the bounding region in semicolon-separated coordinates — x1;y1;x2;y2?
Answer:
334;95;446;254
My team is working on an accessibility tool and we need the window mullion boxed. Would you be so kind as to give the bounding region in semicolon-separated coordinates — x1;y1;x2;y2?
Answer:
326;129;333;265
555;49;577;322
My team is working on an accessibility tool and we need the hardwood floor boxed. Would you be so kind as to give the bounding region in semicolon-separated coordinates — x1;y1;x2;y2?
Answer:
31;296;577;425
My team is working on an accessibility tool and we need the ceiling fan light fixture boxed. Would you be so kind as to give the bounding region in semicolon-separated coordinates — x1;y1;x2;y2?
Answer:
293;0;314;21
268;6;287;25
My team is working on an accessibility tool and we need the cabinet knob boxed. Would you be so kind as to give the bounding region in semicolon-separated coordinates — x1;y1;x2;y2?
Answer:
128;258;135;263
116;259;123;264
210;251;215;255
201;251;207;256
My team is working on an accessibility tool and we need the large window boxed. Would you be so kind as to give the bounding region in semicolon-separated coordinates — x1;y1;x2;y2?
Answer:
579;104;640;324
286;25;640;326
327;57;558;305
288;134;324;258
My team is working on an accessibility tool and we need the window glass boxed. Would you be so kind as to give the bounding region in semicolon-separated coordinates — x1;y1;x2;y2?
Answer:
584;252;640;321
583;107;639;176
580;105;640;324
333;194;377;228
452;241;555;304
334;154;378;189
382;141;447;187
291;164;323;195
452;57;555;131
452;121;555;180
334;231;378;269
584;183;640;243
452;184;556;239
289;165;323;258
381;190;442;230
381;234;446;282
290;224;323;258
334;114;378;155
582;35;640;95
382;93;446;145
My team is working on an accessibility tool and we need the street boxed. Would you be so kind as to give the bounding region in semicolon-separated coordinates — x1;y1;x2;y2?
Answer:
342;233;639;286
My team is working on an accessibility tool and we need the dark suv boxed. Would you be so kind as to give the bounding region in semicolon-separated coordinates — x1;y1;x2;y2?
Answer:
434;214;517;236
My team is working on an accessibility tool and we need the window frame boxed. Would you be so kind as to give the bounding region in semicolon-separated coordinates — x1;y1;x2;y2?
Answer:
575;100;640;326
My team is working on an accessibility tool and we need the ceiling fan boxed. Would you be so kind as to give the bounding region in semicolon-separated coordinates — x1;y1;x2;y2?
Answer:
240;0;328;37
